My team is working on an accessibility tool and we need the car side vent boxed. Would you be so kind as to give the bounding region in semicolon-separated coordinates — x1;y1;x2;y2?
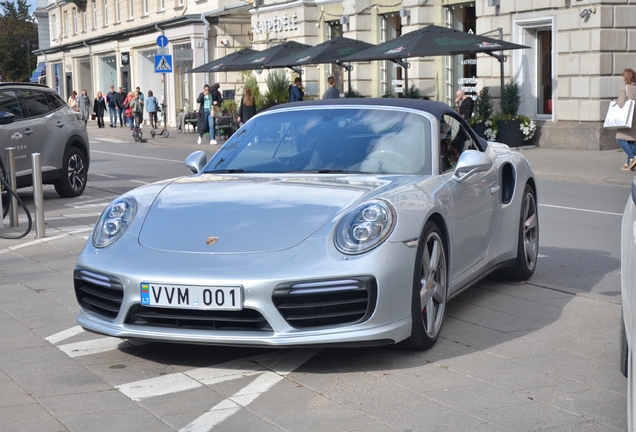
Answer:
272;277;377;329
74;268;124;319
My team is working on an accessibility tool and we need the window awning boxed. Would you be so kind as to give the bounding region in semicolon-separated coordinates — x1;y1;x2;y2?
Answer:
30;62;46;83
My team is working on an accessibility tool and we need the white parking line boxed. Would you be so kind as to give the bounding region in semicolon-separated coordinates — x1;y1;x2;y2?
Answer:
57;337;129;358
45;325;85;344
117;373;204;401
539;203;622;217
65;197;111;206
90;173;118;178
130;180;150;185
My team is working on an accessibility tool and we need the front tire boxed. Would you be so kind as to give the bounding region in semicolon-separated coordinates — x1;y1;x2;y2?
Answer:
54;147;87;198
401;221;448;351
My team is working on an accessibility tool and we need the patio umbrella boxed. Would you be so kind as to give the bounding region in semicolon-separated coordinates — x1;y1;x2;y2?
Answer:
222;41;311;72
341;24;529;92
265;37;375;93
189;48;258;73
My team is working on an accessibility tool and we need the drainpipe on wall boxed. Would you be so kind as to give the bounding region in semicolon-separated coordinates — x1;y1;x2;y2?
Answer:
82;41;93;97
200;2;251;85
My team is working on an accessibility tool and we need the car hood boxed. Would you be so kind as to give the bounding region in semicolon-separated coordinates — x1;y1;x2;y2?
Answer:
138;174;391;253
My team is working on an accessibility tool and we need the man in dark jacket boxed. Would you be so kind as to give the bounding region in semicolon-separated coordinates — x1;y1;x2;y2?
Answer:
115;87;126;127
106;86;117;127
455;89;474;120
211;84;223;107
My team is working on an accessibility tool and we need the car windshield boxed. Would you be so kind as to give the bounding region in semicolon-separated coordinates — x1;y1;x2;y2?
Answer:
204;107;432;175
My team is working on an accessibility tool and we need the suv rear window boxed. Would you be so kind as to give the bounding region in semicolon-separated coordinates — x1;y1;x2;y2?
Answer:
0;90;25;120
45;92;66;110
19;90;51;117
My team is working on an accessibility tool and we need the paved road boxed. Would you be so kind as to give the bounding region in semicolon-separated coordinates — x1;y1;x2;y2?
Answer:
0;133;631;431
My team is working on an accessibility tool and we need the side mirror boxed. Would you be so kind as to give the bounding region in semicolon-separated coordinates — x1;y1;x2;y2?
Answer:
452;150;493;183
185;151;207;174
0;112;15;126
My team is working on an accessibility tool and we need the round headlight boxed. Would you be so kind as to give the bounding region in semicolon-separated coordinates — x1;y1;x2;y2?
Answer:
335;199;396;255
92;197;137;248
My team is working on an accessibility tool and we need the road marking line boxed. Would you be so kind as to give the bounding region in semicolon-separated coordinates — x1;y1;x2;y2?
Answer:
117;373;204;401
90;173;118;179
67;227;94;235
130;180;150;185
72;203;110;209
539;203;622;217
57;337;128;358
3;234;69;253
65;197;111;206
92;150;183;164
180;351;316;432
538;254;549;258
45;325;85;344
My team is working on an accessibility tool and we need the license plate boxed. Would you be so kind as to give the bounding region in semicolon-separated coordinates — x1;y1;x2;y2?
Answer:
140;283;243;310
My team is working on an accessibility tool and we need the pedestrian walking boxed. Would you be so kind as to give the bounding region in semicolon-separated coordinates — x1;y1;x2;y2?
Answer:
616;68;636;171
322;76;339;99
116;87;126;127
123;91;134;129
68;91;78;111
237;88;256;124
146;90;159;129
93;91;106;128
196;84;216;145
78;90;91;126
106;85;117;127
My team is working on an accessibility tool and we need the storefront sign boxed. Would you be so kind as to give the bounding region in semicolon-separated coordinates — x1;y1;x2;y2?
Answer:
253;14;298;35
395;87;403;93
121;52;129;66
174;49;193;61
392;79;403;86
457;77;477;85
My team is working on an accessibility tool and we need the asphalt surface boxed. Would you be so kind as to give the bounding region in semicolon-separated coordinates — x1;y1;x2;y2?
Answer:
0;121;633;431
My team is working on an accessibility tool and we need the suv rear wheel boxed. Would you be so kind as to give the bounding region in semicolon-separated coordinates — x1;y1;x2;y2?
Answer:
54;146;87;198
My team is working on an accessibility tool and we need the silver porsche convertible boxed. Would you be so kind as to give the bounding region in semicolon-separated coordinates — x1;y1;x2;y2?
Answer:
74;99;538;350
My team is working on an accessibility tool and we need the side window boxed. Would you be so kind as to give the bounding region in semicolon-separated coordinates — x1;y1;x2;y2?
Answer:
19;90;52;117
440;114;480;173
0;90;25;120
45;92;66;110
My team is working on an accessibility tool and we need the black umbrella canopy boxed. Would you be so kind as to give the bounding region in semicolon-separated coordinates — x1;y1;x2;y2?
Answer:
228;41;311;71
341;24;528;62
189;48;258;73
266;37;375;68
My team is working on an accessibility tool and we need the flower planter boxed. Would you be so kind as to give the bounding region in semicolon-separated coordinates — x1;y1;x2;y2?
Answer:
496;119;523;147
470;122;488;140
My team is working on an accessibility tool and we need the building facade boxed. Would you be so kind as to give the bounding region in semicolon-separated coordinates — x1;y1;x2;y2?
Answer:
36;0;636;150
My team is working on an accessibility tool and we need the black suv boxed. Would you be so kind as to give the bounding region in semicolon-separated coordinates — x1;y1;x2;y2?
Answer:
0;83;90;198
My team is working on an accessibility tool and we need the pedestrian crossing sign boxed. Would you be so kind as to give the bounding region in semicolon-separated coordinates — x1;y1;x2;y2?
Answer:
154;54;173;73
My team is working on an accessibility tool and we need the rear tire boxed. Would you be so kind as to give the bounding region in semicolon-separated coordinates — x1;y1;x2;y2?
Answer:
621;314;629;378
500;184;538;281
400;221;448;351
54;147;87;198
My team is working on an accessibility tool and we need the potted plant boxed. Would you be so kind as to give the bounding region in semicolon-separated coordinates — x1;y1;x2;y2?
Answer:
518;114;537;142
496;80;524;147
467;87;494;140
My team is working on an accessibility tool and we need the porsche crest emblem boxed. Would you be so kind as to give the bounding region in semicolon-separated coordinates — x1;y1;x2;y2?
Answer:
206;237;219;246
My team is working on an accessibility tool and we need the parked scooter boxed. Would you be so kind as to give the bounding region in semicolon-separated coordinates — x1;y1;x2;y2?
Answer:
150;103;169;138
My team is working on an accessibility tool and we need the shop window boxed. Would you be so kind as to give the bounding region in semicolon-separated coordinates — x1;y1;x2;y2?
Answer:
444;4;477;107
513;18;554;119
328;22;344;95
174;43;193;111
380;15;402;97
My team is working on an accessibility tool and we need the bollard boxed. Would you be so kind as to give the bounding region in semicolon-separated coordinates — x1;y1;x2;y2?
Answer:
31;153;45;239
5;147;18;227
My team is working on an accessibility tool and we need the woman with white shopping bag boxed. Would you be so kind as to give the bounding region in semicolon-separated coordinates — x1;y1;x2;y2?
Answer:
616;68;636;171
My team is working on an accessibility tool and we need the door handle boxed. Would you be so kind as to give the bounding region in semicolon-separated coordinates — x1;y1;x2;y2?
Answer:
56;121;64;128
490;184;500;195
23;129;33;136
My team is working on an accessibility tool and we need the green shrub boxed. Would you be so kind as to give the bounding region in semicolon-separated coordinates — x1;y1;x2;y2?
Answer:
262;70;290;109
474;86;493;119
500;80;520;117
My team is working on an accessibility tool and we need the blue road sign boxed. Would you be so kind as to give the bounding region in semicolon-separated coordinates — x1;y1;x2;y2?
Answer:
154;55;173;73
156;35;169;48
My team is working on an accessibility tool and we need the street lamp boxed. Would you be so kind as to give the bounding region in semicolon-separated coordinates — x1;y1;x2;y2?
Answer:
20;33;36;79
